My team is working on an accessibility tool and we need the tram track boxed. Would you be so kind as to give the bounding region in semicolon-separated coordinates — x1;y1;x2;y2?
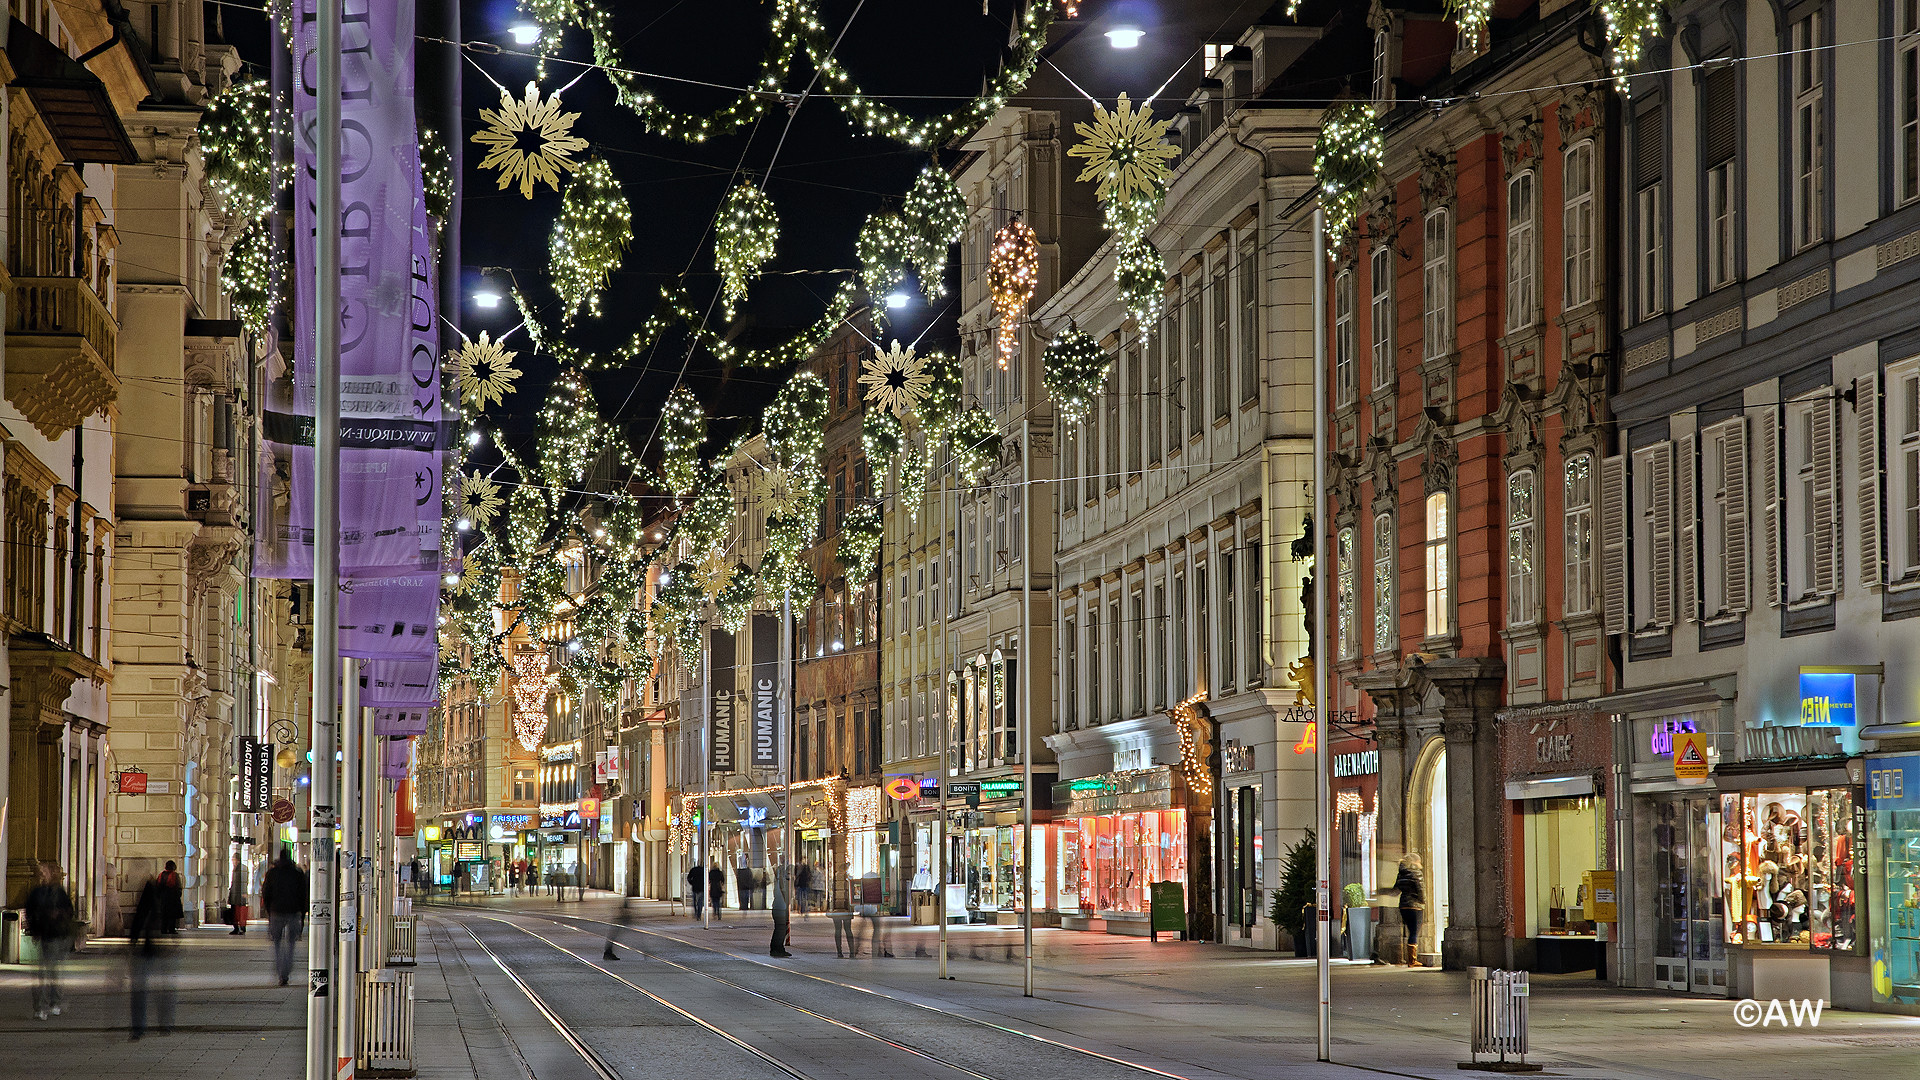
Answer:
428;904;1194;1080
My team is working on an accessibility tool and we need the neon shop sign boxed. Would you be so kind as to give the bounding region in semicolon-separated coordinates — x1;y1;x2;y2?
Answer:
1649;717;1697;758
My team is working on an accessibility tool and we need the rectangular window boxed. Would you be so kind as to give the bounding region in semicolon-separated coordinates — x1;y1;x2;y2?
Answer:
1130;588;1145;716
1085;605;1101;725
1637;185;1665;318
1239;239;1259;403
1895;364;1920;579
1337;528;1357;659
1506;171;1536;332
1562;142;1595;309
1010;482;1023;562
1422;209;1452;360
1334;269;1356;405
1173;570;1189;697
1083;403;1099;502
513;769;534;802
1147;327;1164;466
1792;12;1825;250
1424;492;1450;638
1785;391;1837;600
1152;581;1168;709
1901;3;1920;205
1162;311;1181;455
1372;513;1395;654
1126;345;1142;479
1702;418;1751;616
1060;426;1077;510
1702;65;1738;289
1212;266;1230;420
1370;245;1394;390
1631;443;1676;631
1219;548;1236;692
1108;597;1123;722
1195;562;1211;695
1064;614;1078;727
1243;539;1262;686
1186;291;1205;439
1707;162;1736;290
1508;469;1538;625
1105;361;1121;492
1564;455;1595;616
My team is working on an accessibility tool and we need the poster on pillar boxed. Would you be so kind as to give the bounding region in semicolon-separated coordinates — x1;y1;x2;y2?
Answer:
751;613;779;769
709;627;737;775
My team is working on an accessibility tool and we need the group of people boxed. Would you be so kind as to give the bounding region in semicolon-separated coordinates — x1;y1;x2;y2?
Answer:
684;862;891;960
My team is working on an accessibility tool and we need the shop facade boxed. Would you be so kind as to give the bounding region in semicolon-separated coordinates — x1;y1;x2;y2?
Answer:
1496;704;1615;974
1052;766;1188;933
1866;752;1920;1009
1329;738;1380;959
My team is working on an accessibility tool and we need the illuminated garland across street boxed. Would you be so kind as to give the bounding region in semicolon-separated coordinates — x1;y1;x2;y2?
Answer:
948;409;1003;483
1598;0;1667;86
987;217;1038;368
550;157;632;323
659;387;707;496
837;500;883;585
1041;327;1110;425
715;183;781;318
509;650;559;751
1313;102;1385;245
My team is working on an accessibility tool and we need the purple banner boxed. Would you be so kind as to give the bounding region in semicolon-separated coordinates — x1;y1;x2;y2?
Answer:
382;736;412;780
375;708;430;738
358;659;438;708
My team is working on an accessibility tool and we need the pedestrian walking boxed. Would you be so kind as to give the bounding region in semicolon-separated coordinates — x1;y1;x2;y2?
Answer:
708;864;727;915
735;863;756;910
23;861;75;1020
793;862;814;915
687;863;705;918
769;865;792;958
226;853;251;935
858;873;891;956
261;847;310;987
831;908;858;957
129;862;184;1039
1395;854;1426;967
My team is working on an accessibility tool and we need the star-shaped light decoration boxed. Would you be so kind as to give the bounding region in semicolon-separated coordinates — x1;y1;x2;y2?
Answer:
753;466;808;521
471;82;589;198
459;470;504;525
859;340;930;419
697;546;732;598
448;332;522;410
1067;93;1180;206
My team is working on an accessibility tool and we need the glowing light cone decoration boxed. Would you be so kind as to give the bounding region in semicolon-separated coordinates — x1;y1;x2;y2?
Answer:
509;650;558;751
987;216;1038;368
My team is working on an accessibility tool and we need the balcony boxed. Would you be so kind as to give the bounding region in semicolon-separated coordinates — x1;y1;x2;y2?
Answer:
7;275;118;436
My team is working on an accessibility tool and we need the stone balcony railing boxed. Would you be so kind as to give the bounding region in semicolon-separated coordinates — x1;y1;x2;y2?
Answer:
6;275;118;436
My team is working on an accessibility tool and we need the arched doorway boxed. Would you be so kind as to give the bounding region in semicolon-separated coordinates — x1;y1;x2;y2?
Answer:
1404;737;1451;962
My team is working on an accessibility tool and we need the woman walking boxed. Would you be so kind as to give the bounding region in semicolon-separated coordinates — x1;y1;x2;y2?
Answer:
1395;854;1426;967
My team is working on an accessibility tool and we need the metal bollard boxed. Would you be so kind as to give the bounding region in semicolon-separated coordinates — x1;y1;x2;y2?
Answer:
1465;967;1538;1072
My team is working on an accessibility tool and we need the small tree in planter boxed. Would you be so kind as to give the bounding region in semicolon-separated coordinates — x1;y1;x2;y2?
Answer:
1270;830;1316;956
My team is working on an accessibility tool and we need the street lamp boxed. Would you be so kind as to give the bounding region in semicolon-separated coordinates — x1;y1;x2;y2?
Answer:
508;21;541;45
471;288;503;309
885;290;911;310
1106;26;1144;48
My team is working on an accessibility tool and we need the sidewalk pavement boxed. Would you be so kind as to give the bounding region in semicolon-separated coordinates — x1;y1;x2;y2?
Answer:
468;893;1920;1080
0;920;524;1080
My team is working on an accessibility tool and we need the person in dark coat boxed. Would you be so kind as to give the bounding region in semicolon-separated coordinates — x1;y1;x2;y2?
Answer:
769;865;792;958
736;863;757;910
129;862;185;1038
23;861;75;1019
793;862;814;916
687;864;705;918
1395;854;1427;967
708;864;727;914
261;847;310;986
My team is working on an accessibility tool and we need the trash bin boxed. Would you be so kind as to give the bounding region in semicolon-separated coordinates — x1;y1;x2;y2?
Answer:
1;910;19;964
1466;967;1535;1072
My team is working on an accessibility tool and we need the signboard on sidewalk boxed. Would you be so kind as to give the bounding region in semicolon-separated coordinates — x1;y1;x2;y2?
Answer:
1149;881;1186;941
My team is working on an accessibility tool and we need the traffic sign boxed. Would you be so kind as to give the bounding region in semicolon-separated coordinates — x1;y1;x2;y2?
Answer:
1673;731;1710;783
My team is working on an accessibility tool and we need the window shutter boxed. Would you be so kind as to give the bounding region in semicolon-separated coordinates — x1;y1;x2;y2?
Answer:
1635;103;1665;187
1703;67;1737;165
1811;396;1839;596
1678;434;1698;623
1758;406;1782;606
1600;455;1629;635
1721;418;1751;614
1857;373;1884;589
1649;442;1675;627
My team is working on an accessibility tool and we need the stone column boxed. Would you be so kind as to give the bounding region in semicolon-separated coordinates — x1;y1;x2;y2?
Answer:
1425;656;1506;970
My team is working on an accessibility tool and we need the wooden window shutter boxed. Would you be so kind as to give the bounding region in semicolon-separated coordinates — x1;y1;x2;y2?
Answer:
1649;442;1675;627
1636;103;1665;187
1600;454;1629;635
1702;67;1737;165
1678;434;1698;623
1857;373;1884;589
1811;395;1840;596
1721;418;1751;614
1758;406;1782;606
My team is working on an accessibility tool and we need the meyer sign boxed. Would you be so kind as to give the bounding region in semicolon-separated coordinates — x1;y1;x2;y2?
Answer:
1799;670;1857;727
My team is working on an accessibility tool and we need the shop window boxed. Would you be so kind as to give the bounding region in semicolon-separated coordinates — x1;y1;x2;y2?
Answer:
1524;796;1600;938
1723;789;1857;950
1074;809;1189;915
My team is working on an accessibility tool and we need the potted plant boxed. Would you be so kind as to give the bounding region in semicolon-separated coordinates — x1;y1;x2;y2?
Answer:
1270;830;1316;956
1344;882;1373;960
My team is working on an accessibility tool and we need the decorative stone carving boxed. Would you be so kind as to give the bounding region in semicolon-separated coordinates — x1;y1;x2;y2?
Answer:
1557;86;1604;142
1500;114;1543;173
1417;148;1456;209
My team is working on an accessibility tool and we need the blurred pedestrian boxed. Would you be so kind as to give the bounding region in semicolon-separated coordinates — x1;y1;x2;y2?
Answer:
793;863;814;916
859;873;891;957
262;847;310;986
769;865;792;958
129;862;184;1039
708;864;727;915
687;863;705;918
735;863;756;910
23;861;75;1020
226;853;251;935
1395;854;1426;967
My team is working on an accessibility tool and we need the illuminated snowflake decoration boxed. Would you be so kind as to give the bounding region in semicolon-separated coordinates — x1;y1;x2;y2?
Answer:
508;650;558;751
459;470;504;525
752;465;810;521
859;340;930;419
987;217;1039;368
448;332;523;410
1067;94;1180;206
697;546;733;599
471;82;589;199
455;541;494;596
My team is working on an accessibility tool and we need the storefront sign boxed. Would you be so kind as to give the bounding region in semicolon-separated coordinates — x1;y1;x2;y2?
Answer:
540;808;584;830
239;737;272;812
1333;750;1378;778
1058;768;1178;817
709;626;737;774
1799;670;1857;727
751;613;780;768
1868;755;1920;810
495;814;532;829
422;825;440;841
1672;731;1710;783
978;778;1022;800
1535;734;1574;764
885;777;919;801
117;770;148;795
580;798;600;819
949;781;981;807
1649;716;1696;756
918;777;940;799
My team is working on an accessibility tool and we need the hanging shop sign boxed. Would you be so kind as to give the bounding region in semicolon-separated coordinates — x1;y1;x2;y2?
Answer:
751;613;780;768
1333;750;1378;778
885;777;920;801
1799;669;1858;727
272;797;297;824
580;798;600;819
918;777;940;799
540;807;584;830
239;737;272;812
1672;731;1710;783
709;627;737;775
1868;755;1920;810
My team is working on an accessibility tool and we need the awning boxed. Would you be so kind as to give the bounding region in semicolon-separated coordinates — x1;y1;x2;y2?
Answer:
1505;774;1598;801
1712;760;1855;791
7;19;138;165
1585;675;1737;718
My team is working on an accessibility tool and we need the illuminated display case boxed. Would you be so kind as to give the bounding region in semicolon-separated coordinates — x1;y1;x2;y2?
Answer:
1076;809;1188;914
1868;753;1920;1005
1722;789;1856;951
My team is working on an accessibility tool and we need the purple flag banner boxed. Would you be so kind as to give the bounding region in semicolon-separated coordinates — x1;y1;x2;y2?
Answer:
382;736;412;780
375;708;431;738
358;659;438;708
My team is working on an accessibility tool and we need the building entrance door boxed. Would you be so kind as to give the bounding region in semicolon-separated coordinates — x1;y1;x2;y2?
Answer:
1652;795;1728;995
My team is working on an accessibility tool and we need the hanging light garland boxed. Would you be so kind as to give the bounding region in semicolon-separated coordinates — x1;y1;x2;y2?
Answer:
420;126;455;220
714;566;756;634
862;406;905;465
1041;326;1111;424
837;499;884;584
509;650;559;751
1441;0;1494;39
222;224;276;338
764;369;828;469
859;341;929;419
200;76;282;338
987;216;1039;368
472;82;590;198
1598;0;1668;86
857;211;915;321
550;157;632;323
903;164;967;299
448;332;524;411
658;388;707;496
715;183;781;318
948;408;1003;483
917;351;962;438
1313;101;1386;245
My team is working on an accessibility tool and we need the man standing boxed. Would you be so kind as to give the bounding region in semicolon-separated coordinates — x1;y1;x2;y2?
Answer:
261;847;310;987
23;862;75;1020
687;863;704;918
226;853;252;934
769;864;792;958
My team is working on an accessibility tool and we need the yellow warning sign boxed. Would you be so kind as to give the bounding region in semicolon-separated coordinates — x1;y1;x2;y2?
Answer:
1672;730;1710;783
